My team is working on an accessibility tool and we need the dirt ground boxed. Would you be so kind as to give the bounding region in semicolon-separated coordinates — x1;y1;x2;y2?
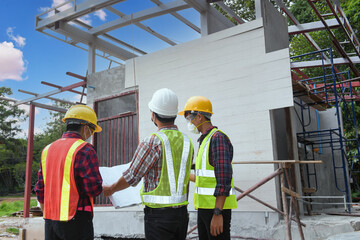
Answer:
0;197;37;240
0;216;23;240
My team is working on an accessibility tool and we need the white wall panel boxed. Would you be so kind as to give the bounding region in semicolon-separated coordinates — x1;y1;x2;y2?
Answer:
125;17;292;211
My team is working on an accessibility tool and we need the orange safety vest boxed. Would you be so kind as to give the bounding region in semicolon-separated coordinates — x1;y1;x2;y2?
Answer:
41;138;89;221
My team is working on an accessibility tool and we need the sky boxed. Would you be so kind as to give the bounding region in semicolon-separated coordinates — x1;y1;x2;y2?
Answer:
0;0;200;138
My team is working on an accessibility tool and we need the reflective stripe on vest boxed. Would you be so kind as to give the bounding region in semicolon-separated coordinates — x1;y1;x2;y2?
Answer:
142;194;187;205
141;131;191;206
59;140;86;221
195;187;236;196
194;128;237;209
41;144;51;183
42;138;87;221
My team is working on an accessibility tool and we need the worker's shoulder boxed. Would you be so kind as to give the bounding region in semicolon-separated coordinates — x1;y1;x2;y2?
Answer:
211;129;231;142
78;141;96;153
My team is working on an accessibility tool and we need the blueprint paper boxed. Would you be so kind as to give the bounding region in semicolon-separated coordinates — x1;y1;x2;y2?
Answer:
100;163;143;208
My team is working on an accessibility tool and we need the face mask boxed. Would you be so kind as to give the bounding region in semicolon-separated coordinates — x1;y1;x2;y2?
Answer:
151;113;158;127
187;122;200;134
86;125;93;140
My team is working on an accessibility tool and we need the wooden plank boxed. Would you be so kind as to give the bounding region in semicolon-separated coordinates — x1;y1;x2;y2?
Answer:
302;188;317;193
233;160;323;164
282;187;301;200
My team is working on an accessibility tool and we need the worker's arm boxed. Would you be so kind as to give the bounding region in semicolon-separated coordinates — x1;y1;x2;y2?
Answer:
103;135;161;197
40;203;44;212
103;176;130;196
210;196;226;236
209;131;234;236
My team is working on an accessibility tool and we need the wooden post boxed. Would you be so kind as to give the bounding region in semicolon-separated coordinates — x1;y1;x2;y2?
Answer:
24;104;35;218
280;164;292;240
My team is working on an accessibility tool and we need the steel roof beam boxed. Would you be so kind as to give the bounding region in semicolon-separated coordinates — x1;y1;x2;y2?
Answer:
72;19;147;55
41;81;86;96
105;6;177;46
150;0;200;32
288;18;342;35
183;0;234;28
54;21;137;60
215;2;245;24
38;30;123;64
89;0;190;36
14;81;86;106
0;97;67;113
18;89;76;105
291;56;360;69
273;0;326;58
36;0;126;31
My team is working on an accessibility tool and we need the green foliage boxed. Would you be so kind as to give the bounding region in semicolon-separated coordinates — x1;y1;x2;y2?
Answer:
221;0;292;22
0;87;27;195
0;87;69;196
0;87;25;142
0;200;37;217
6;227;19;235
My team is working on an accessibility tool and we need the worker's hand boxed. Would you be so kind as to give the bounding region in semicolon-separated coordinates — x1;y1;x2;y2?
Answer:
210;214;223;237
102;185;114;197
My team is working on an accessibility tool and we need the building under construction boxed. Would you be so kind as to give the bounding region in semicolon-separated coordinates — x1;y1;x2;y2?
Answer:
7;0;360;239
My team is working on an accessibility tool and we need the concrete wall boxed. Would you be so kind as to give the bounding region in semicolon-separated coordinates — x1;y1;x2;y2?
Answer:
86;0;294;237
124;13;292;214
87;65;128;106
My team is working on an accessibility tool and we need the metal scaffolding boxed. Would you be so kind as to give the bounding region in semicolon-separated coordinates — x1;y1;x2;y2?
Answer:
291;48;360;213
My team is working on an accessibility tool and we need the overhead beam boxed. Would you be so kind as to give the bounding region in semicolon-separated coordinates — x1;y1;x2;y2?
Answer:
291;56;360;69
89;0;190;35
288;18;342;35
0;97;67;113
184;0;234;28
150;0;200;33
55;21;137;60
273;0;326;57
14;81;86;106
18;89;76;105
72;19;147;55
38;30;122;65
41;81;85;96
36;0;126;31
215;2;245;24
105;6;177;46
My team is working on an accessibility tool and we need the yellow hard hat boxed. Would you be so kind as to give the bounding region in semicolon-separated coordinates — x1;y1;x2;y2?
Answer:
178;96;213;115
62;104;102;132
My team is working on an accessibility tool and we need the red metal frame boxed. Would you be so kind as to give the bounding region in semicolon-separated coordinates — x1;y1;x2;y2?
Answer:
23;104;35;218
93;91;139;205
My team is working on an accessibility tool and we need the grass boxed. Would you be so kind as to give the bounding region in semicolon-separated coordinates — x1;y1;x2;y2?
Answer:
0;200;37;217
6;227;19;235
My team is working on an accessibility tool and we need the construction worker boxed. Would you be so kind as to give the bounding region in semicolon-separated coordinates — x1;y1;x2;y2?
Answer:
34;104;103;240
179;96;237;240
103;88;193;240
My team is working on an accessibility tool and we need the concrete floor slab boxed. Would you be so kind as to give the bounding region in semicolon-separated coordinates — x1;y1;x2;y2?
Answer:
326;232;360;240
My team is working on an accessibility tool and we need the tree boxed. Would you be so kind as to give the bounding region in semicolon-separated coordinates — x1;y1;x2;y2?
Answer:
0;87;26;195
0;87;25;141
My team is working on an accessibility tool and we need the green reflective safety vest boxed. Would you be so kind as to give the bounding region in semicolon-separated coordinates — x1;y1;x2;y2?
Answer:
194;128;237;209
140;130;193;208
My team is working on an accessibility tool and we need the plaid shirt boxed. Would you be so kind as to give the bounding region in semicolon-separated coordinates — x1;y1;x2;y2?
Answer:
34;132;103;211
123;125;192;192
198;126;233;197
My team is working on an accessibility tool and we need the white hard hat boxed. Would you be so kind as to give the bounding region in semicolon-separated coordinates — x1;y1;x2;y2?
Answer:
148;88;178;117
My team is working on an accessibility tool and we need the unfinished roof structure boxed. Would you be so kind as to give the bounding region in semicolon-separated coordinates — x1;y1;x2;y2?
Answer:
17;0;360;239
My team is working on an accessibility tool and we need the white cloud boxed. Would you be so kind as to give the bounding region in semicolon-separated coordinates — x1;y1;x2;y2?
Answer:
6;27;26;48
95;10;107;21
77;15;92;25
18;104;41;116
0;41;26;81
